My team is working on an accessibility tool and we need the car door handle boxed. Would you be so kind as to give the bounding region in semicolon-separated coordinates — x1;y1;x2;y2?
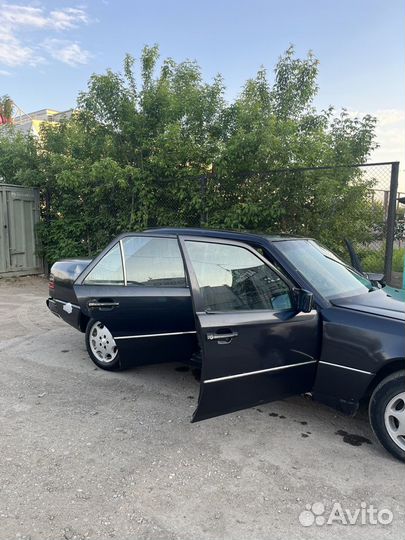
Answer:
88;301;120;309
206;330;238;341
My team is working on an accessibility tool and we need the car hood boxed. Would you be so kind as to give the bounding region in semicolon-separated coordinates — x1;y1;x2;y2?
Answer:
382;285;405;303
331;289;405;321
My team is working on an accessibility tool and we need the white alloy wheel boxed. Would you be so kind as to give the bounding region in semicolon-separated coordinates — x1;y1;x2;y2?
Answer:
384;391;405;452
89;321;118;364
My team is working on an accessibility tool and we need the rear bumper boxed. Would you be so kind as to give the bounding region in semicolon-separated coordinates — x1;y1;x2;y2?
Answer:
46;298;60;318
46;297;82;330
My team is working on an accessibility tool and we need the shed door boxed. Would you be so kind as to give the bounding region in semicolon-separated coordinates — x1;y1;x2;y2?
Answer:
6;188;39;272
0;188;8;273
180;237;319;422
0;185;40;274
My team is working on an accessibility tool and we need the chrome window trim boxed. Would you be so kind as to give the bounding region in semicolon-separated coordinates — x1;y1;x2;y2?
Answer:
203;360;317;384
120;236;187;289
82;241;125;286
115;330;197;341
119;239;127;286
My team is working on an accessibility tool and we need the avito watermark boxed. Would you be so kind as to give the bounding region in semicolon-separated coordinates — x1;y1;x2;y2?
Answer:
299;502;393;527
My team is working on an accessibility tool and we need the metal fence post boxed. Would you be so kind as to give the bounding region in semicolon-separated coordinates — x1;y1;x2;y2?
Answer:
384;161;399;284
200;175;207;227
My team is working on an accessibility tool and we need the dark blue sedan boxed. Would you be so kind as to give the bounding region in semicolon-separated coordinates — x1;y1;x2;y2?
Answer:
47;228;405;461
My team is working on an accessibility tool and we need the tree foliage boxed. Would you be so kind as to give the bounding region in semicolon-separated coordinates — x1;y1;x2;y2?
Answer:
0;46;379;263
0;95;13;122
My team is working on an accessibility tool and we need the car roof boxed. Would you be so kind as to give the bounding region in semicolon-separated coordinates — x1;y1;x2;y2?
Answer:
144;227;306;244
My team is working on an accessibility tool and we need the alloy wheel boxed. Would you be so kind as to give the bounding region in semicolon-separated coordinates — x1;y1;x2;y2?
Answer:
89;321;118;364
384;391;405;452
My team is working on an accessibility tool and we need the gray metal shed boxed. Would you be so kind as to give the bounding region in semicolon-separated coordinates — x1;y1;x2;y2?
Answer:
0;184;42;277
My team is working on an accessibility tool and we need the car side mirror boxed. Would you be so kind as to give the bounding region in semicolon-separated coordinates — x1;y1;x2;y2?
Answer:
294;289;314;313
364;272;385;287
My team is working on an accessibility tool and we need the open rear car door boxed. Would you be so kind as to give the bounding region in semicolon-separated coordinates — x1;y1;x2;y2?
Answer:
179;236;320;422
74;234;197;369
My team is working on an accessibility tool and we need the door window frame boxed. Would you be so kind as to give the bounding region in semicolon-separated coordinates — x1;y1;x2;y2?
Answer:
75;233;189;288
80;240;125;286
178;235;296;314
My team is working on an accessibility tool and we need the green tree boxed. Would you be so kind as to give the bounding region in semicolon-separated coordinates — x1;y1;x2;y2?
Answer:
0;45;378;263
0;127;41;185
0;95;13;122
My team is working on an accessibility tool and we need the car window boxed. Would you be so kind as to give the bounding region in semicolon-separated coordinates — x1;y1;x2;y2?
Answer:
186;241;292;312
84;243;124;285
276;239;372;300
122;237;186;287
254;246;293;282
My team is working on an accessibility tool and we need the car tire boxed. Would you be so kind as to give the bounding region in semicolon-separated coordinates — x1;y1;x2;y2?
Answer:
85;319;121;371
369;370;405;462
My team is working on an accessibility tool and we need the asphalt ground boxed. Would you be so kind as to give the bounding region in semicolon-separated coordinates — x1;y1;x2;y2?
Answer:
0;276;403;540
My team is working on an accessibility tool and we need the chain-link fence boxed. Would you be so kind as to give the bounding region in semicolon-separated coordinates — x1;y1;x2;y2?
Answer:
363;162;403;287
150;161;402;286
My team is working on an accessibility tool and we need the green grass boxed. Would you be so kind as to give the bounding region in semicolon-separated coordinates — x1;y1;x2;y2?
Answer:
361;247;405;273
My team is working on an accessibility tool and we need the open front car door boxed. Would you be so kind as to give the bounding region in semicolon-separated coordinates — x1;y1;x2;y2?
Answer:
180;237;320;422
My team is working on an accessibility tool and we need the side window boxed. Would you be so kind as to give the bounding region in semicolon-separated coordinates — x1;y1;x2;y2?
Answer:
84;243;124;285
122;237;186;287
186;241;292;312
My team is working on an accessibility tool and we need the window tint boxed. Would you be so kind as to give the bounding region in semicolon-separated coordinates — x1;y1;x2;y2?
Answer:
276;239;372;300
84;243;124;285
186;241;292;312
122;237;186;287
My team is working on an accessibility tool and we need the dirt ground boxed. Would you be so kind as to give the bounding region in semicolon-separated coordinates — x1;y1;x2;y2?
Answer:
0;276;403;540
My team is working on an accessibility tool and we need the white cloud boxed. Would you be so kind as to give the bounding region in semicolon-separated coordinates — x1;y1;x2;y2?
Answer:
0;27;40;66
1;4;49;28
0;68;12;76
43;39;92;66
1;4;89;29
373;109;405;128
0;3;91;68
372;109;405;191
345;109;405;190
347;108;404;163
371;109;405;160
50;7;90;30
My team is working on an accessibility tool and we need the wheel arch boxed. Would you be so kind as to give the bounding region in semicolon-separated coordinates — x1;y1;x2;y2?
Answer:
365;358;405;400
79;312;90;333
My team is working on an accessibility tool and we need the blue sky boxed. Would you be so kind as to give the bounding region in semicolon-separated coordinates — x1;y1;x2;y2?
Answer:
0;0;404;166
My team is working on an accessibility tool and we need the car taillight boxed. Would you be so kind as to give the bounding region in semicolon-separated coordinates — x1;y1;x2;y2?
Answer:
49;274;55;290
